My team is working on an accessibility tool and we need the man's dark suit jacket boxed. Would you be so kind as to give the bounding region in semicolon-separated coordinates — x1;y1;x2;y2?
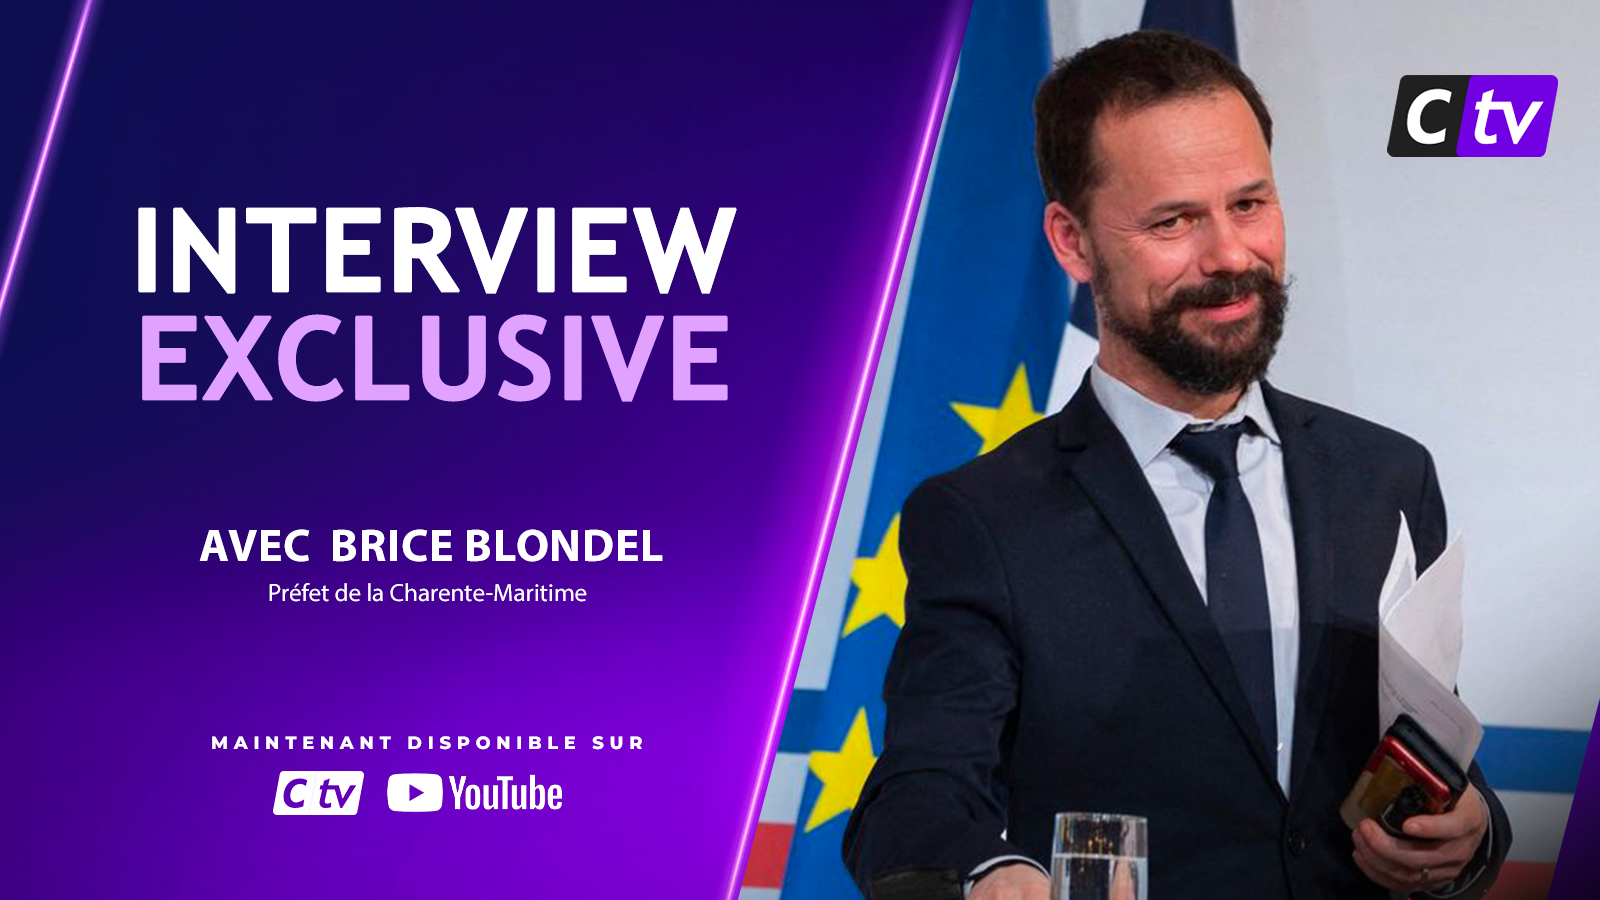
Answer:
843;378;1511;898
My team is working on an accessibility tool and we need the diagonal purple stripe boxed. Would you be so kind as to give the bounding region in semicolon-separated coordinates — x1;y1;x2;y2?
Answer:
0;0;97;336
722;7;973;900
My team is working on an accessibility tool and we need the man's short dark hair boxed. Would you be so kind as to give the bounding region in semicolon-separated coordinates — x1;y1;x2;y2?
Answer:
1034;30;1273;221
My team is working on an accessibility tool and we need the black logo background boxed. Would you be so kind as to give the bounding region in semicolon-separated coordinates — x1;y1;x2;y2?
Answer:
1387;75;1472;157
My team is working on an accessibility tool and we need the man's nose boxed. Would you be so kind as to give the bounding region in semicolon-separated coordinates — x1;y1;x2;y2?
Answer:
1199;216;1253;276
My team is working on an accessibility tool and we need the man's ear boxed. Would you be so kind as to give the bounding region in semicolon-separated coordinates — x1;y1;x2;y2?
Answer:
1043;200;1095;285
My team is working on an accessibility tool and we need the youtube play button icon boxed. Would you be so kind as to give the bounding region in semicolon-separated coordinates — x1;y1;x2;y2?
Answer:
387;774;443;812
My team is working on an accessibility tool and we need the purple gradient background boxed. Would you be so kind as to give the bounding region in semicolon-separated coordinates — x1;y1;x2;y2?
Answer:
0;1;969;896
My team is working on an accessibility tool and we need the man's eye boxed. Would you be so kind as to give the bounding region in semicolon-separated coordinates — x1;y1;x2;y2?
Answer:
1234;199;1262;214
1152;215;1186;232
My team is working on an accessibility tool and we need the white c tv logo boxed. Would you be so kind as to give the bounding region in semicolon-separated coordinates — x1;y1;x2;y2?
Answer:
1407;88;1453;144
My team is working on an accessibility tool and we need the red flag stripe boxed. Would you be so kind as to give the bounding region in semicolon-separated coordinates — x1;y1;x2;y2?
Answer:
741;823;796;889
1484;861;1556;899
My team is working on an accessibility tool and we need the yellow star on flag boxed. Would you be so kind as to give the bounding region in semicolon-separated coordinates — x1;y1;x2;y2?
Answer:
805;707;879;832
845;515;906;636
950;363;1045;455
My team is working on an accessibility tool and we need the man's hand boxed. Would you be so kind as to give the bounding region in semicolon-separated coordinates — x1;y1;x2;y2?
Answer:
1351;783;1489;895
969;862;1050;900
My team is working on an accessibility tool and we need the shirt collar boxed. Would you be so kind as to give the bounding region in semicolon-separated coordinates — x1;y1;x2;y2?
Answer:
1088;362;1281;469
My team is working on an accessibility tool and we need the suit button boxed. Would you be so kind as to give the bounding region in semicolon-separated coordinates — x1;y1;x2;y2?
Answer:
1287;830;1308;856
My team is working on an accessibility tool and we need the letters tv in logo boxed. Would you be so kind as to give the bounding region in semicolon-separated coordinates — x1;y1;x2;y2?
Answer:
1387;75;1558;157
273;771;364;815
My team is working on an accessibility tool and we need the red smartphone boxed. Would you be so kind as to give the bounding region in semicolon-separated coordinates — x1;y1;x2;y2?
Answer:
1340;715;1468;837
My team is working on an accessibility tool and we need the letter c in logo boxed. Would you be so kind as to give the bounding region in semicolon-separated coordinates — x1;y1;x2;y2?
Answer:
282;777;308;809
1407;88;1453;144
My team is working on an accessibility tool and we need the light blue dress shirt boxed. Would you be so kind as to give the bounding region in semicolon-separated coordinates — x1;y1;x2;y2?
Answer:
1089;363;1299;796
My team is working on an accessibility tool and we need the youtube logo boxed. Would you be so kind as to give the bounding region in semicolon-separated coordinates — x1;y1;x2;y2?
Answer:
387;773;443;812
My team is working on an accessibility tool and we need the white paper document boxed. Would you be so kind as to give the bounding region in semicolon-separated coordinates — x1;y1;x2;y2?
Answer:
1376;514;1483;768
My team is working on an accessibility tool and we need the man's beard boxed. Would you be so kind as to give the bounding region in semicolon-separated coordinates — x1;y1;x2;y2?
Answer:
1096;265;1289;396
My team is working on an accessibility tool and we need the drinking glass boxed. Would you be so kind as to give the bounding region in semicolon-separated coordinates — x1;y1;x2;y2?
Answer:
1050;812;1148;900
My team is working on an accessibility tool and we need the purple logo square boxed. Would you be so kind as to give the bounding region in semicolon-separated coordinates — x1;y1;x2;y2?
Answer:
1456;75;1559;157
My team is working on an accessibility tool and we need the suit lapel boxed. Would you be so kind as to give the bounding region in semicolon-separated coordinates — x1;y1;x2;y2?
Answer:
1056;378;1284;797
1265;383;1343;799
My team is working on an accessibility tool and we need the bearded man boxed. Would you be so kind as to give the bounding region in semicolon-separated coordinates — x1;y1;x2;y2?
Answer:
842;30;1510;900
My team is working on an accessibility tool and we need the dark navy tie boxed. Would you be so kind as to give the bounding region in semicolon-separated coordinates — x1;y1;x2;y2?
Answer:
1170;422;1277;759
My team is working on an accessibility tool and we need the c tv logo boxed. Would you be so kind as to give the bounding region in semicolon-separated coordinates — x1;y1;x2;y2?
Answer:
272;771;365;815
1387;75;1558;157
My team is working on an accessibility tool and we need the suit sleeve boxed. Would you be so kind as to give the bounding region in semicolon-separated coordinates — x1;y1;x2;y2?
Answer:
1414;448;1514;900
842;477;1029;893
